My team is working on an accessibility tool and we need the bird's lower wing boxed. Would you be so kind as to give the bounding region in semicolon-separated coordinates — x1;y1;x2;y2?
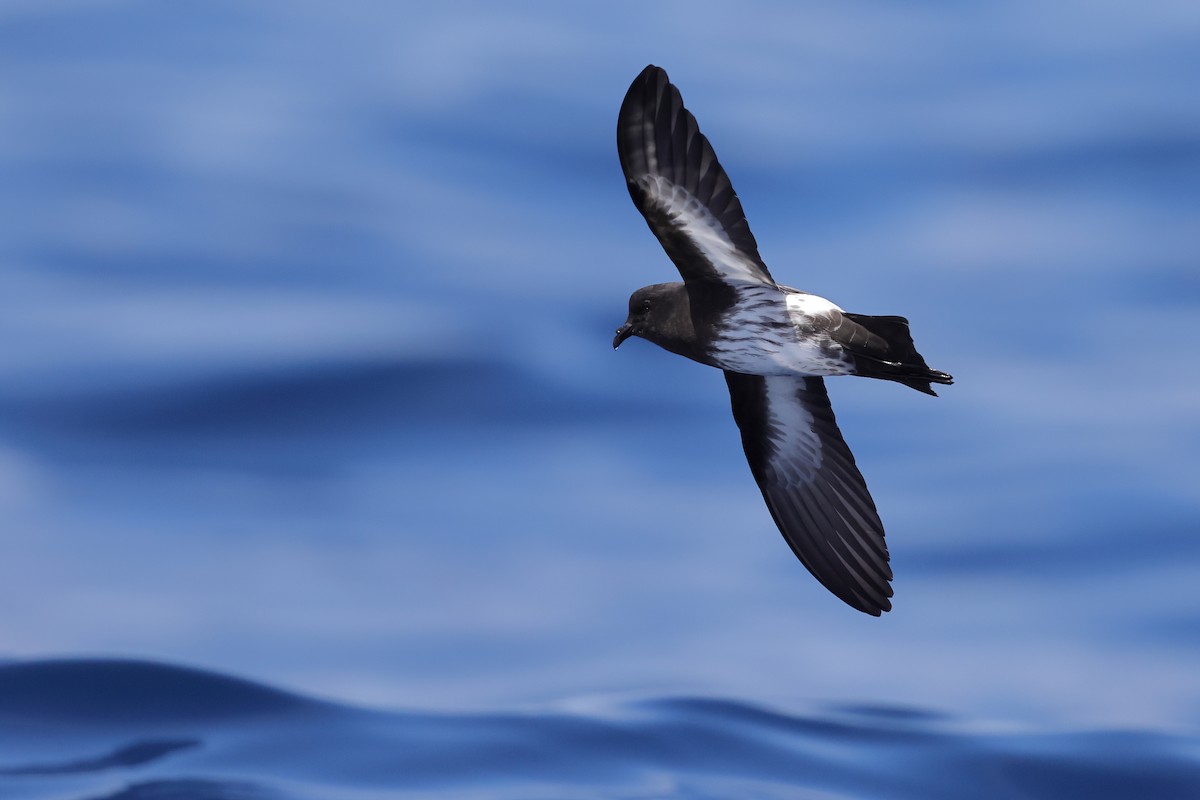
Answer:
617;65;776;289
723;372;893;615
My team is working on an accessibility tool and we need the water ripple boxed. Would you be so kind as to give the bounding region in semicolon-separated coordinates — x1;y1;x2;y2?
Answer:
1;659;1196;800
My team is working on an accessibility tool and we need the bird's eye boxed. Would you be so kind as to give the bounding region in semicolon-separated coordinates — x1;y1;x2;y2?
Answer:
642;301;652;312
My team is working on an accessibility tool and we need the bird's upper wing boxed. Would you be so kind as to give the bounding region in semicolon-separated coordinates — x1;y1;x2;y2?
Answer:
723;372;893;615
617;65;775;288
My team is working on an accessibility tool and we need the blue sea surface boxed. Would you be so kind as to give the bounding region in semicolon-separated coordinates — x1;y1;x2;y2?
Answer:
3;659;1200;800
1;1;1199;797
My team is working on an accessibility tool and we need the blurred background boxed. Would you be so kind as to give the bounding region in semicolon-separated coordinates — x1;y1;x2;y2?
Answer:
1;0;1198;732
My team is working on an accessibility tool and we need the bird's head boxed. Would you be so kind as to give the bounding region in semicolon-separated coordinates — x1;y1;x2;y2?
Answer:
613;283;692;351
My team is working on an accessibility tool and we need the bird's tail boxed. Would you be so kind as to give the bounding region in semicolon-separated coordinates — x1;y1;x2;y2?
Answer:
843;313;954;396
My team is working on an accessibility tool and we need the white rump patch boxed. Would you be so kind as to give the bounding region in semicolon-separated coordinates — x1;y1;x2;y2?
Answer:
785;291;843;317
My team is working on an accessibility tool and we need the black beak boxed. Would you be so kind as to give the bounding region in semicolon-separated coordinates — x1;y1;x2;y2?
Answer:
613;323;634;349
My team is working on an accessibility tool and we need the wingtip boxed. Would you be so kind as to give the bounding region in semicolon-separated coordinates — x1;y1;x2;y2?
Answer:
629;65;669;100
851;587;893;616
851;594;891;616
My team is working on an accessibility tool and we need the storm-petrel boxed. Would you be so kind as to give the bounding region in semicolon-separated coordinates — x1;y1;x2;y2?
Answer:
613;65;952;615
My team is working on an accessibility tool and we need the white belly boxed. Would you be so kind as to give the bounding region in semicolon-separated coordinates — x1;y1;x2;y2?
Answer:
706;288;853;377
710;337;852;376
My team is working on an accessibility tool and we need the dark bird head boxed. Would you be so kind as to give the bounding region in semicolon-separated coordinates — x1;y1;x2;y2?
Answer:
613;283;698;359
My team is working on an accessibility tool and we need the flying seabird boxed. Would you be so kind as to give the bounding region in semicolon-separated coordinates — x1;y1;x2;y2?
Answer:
613;65;952;615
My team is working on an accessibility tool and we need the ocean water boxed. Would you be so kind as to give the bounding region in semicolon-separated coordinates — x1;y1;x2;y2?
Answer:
3;659;1200;800
1;1;1199;797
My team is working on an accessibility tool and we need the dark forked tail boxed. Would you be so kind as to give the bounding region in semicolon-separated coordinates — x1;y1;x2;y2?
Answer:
840;313;954;396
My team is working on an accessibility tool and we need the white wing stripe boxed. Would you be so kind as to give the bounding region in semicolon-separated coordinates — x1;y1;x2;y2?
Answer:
637;175;770;286
762;375;823;483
